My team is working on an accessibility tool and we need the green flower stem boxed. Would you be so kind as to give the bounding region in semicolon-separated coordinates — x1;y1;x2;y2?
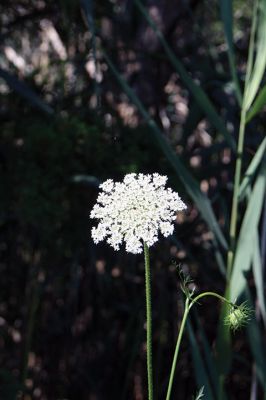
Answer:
166;292;233;400
144;242;153;400
166;297;190;400
190;292;234;309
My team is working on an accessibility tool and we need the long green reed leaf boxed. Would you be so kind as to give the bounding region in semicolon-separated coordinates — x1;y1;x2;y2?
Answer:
216;1;264;390
238;137;266;200
219;0;242;104
246;85;266;122
230;164;266;301
244;0;259;88
194;310;228;400
244;0;266;111
252;232;266;325
103;49;228;251
187;319;215;399
134;0;236;151
245;289;266;392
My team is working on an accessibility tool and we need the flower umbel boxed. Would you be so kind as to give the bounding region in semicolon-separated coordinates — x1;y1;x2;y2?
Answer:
224;302;252;332
90;173;187;254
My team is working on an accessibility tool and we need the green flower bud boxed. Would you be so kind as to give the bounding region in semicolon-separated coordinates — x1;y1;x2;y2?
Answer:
224;302;252;332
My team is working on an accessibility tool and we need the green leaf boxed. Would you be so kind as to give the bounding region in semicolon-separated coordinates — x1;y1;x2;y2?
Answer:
103;49;228;251
187;318;215;400
219;0;242;104
246;85;266;122
252;232;266;325
193;310;229;400
244;0;266;111
134;0;236;151
245;289;266;392
238;137;266;200
230;164;266;301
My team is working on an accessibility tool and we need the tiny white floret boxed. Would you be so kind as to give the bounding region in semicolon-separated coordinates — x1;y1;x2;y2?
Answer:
90;173;187;254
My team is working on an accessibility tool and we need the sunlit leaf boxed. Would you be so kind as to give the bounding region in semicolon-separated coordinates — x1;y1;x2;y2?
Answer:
245;289;266;392
252;232;266;325
230;164;266;301
238;137;266;200
246;85;266;122
244;0;266;111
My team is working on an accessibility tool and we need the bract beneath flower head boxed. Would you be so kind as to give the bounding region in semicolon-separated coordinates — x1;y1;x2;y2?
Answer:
90;173;187;254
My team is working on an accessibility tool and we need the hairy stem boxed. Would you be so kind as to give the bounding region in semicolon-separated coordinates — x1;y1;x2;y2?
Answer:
144;242;153;400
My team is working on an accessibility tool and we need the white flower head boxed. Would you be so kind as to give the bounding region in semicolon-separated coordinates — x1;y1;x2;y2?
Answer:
90;173;187;254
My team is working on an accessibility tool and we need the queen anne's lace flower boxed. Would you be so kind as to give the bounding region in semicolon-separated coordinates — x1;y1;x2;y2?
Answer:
90;173;187;254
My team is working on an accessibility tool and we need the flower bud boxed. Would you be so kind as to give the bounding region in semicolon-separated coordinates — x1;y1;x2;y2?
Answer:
224;302;252;332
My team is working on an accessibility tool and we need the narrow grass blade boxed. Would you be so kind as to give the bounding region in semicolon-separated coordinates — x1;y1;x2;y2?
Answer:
238;137;266;200
193;310;228;400
246;85;266;122
103;49;228;251
252;232;266;325
187;318;215;399
244;0;266;111
230;164;266;301
244;0;259;87
219;0;242;104
245;289;266;392
134;0;236;151
0;67;54;115
213;237;227;276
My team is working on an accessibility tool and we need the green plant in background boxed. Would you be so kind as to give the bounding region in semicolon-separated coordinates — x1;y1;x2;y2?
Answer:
81;0;266;397
90;173;252;399
217;0;266;395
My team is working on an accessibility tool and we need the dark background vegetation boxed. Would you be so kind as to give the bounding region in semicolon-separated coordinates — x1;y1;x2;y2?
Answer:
0;1;265;399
